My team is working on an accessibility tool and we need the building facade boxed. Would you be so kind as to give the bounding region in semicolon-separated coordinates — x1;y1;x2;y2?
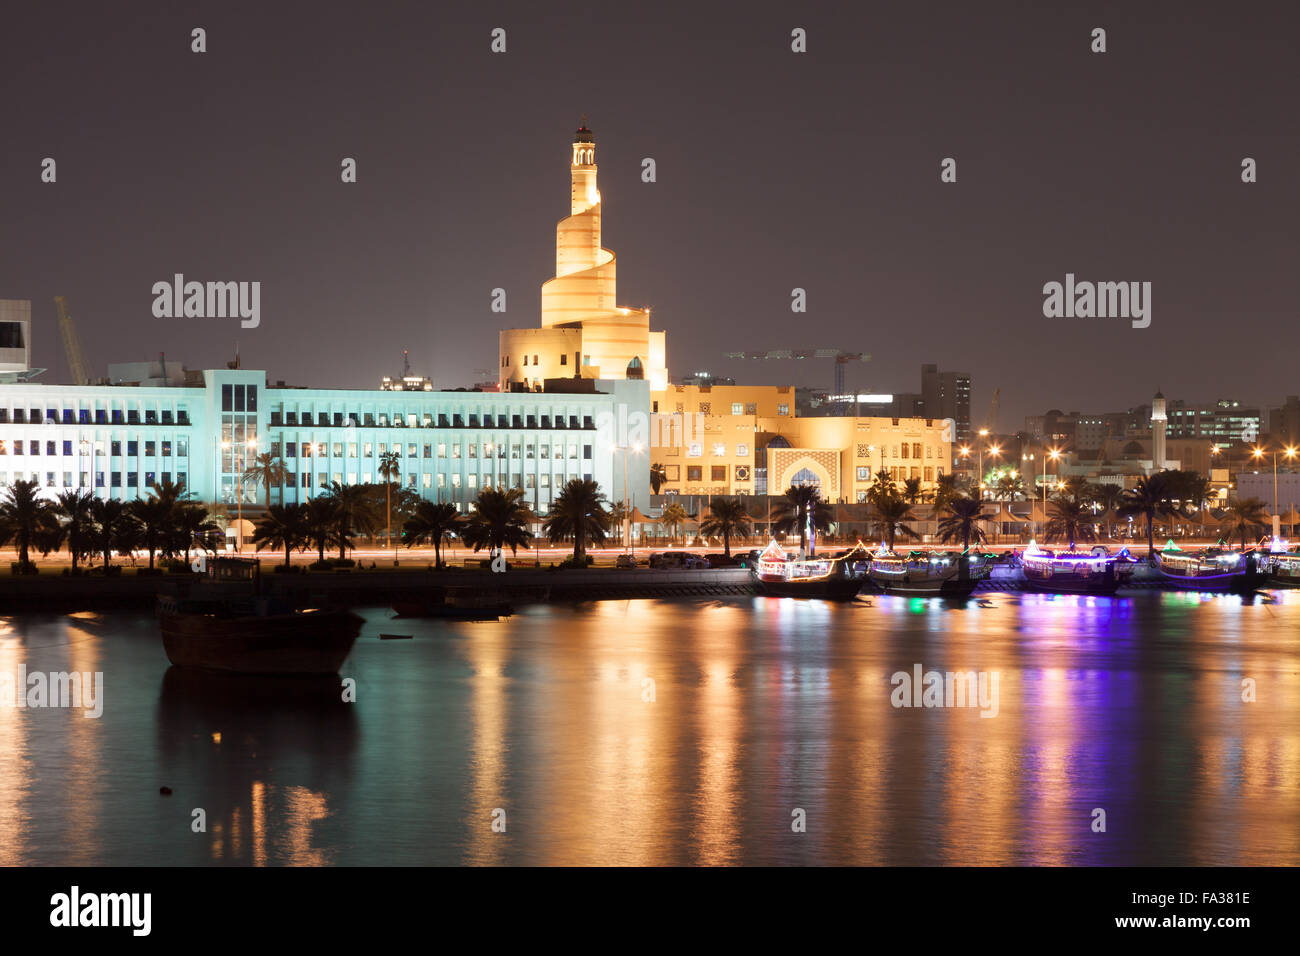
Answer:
650;384;953;502
0;371;649;515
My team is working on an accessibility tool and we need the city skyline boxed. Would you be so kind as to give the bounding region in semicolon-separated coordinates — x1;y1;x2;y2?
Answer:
3;2;1297;428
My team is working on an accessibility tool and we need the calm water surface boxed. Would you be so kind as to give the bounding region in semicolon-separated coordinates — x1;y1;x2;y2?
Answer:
2;591;1298;865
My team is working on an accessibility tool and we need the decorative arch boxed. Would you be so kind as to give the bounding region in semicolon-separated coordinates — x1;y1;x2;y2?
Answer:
776;454;835;498
626;356;644;380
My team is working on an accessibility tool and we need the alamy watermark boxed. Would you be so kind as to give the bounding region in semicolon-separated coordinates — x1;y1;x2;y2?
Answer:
151;274;260;328
0;667;104;718
890;663;999;718
1042;273;1151;329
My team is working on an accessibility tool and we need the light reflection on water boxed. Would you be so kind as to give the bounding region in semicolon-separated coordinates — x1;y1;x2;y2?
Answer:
0;590;1297;865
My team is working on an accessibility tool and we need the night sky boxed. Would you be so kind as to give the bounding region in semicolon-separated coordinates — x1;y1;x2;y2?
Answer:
3;1;1297;428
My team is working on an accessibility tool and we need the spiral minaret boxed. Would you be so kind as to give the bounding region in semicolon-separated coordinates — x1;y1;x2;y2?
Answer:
501;121;667;391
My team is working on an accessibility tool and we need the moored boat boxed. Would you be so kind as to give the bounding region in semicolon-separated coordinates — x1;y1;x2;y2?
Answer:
1263;546;1300;588
158;556;363;675
1020;541;1136;595
868;548;992;598
1157;547;1265;594
751;540;870;600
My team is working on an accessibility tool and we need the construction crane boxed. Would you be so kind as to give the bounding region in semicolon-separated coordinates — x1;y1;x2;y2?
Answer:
983;387;1000;435
724;349;870;395
54;295;91;386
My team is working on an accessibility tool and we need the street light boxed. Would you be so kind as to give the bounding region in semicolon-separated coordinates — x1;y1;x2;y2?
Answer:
1254;443;1299;539
612;441;644;552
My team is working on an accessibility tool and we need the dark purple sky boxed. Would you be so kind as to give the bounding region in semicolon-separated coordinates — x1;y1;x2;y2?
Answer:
3;1;1297;428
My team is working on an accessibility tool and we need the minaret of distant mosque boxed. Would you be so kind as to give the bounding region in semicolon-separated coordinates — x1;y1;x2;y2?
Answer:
1150;387;1167;472
499;119;667;392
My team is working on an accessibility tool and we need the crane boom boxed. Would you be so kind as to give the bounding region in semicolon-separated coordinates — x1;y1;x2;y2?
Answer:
723;349;870;394
54;295;90;386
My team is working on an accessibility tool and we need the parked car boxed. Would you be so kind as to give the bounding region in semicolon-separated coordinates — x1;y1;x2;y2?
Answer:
704;553;740;568
649;551;710;570
615;553;638;569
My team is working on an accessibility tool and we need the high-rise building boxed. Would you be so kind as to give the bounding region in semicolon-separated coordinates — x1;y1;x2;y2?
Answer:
499;122;668;392
921;364;971;443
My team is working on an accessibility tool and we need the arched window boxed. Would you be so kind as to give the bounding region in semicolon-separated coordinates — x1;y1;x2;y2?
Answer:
791;467;821;492
626;356;644;380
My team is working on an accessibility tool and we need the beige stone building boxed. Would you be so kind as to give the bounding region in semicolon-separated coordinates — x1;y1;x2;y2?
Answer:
651;384;954;502
499;122;668;392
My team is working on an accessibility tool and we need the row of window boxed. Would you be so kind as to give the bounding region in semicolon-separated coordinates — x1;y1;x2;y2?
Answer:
271;471;594;491
854;466;941;482
0;471;186;489
684;442;750;458
0;408;191;425
0;439;189;457
270;411;596;429
273;442;593;461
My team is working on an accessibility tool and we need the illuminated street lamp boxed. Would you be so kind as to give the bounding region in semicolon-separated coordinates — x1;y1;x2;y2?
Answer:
1254;444;1299;539
612;441;645;552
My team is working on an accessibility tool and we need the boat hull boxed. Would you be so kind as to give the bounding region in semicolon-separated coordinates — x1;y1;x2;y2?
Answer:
753;576;864;600
1022;568;1129;595
391;600;511;620
1157;570;1266;593
160;608;363;675
869;575;982;599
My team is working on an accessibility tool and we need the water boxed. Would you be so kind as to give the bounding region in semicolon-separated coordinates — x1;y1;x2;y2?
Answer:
2;591;1298;866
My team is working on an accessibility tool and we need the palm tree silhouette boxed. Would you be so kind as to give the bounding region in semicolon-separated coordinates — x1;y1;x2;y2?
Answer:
700;497;753;557
543;478;609;562
772;485;833;554
53;490;96;570
242;452;288;508
403;500;463;567
378;450;401;558
253;504;310;567
937;496;990;550
465;486;535;557
658;500;688;545
1221;497;1268;550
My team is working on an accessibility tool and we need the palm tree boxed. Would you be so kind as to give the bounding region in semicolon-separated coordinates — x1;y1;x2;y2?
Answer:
0;480;57;567
1118;473;1174;559
89;497;131;568
875;496;920;551
253;503;310;567
1045;497;1097;548
700;497;753;557
771;485;833;554
995;473;1025;501
543;478;609;562
649;463;667;494
128;493;174;569
1088;483;1125;537
1221;497;1269;550
937;496;990;550
378;451;401;558
54;490;96;569
322;481;378;559
304;496;341;563
932;473;962;514
658;500;688;544
402;500;462;567
464;486;534;556
242;452;288;508
902;476;925;504
170;503;223;560
867;469;897;507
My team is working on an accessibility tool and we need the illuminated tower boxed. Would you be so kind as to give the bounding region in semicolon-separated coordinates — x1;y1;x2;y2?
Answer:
501;120;667;391
1151;387;1167;472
